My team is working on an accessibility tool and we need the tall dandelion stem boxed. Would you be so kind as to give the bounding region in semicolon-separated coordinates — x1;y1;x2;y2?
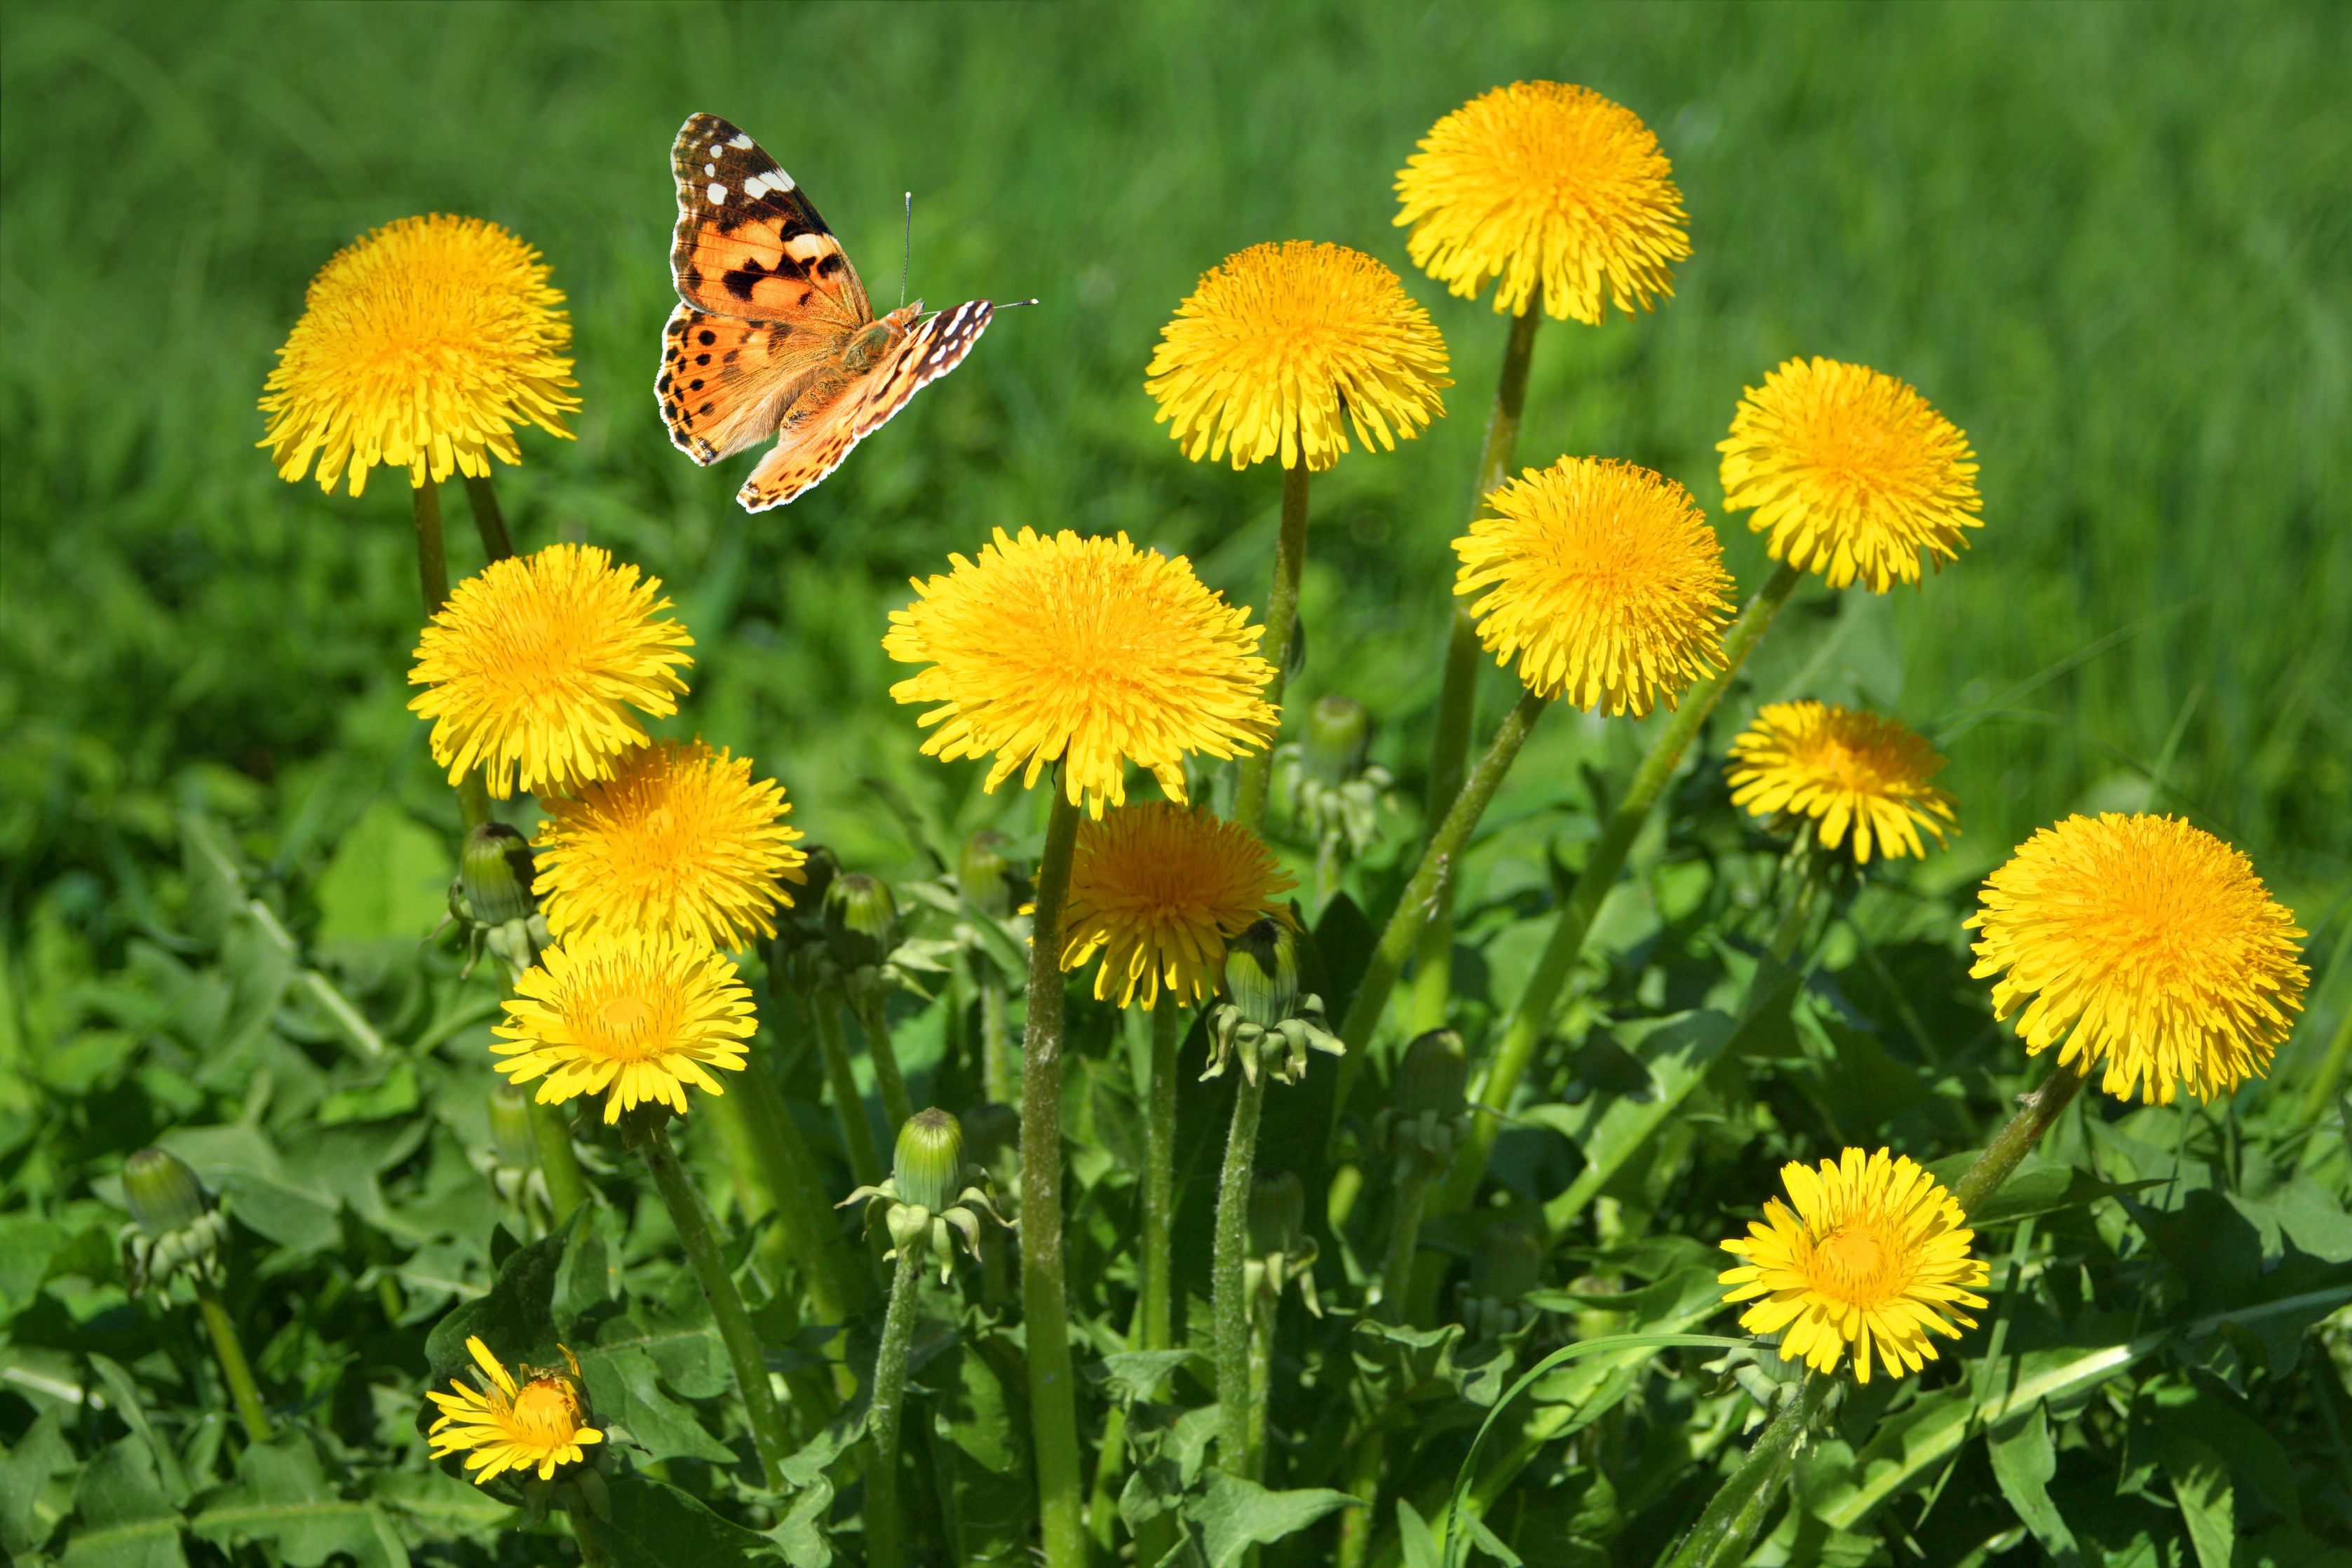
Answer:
1020;784;1089;1568
411;480;492;832
1236;463;1311;831
865;1244;926;1568
812;998;884;1191
1660;1374;1828;1568
851;985;917;1135
528;1101;592;1222
1951;1061;2088;1218
192;1276;272;1442
1142;997;1183;1354
1211;1070;1269;1475
461;469;515;561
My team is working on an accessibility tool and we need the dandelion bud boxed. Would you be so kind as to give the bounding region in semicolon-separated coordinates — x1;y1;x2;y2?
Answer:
960;831;1016;919
824;872;898;970
893;1108;966;1215
1396;1029;1470;1120
1304;694;1371;785
123;1147;210;1238
1469;1220;1542;1303
488;1082;540;1171
1248;1169;1306;1258
793;844;842;925
460;822;536;927
1222;917;1299;1029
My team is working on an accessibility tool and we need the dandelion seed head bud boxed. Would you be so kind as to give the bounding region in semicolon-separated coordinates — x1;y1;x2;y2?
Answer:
960;831;1017;919
1397;1029;1471;1121
894;1108;966;1216
461;821;537;928
1248;1169;1306;1258
123;1147;210;1238
1222;917;1299;1029
1304;695;1371;785
823;872;898;970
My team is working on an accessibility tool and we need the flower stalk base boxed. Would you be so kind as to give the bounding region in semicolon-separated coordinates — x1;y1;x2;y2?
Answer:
1236;461;1312;832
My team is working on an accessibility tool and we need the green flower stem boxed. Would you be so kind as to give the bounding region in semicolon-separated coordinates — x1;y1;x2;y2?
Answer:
460;469;515;560
1235;461;1312;832
1409;302;1542;1034
1434;562;1805;1217
851;984;917;1136
1950;1060;2089;1219
192;1276;271;1442
1088;1401;1131;1552
1245;1300;1274;1482
1020;784;1090;1568
865;1243;926;1568
980;959;1014;1107
567;1503;614;1568
1324;688;1553;1140
528;1100;593;1223
410;478;492;831
1657;1374;1828;1568
1379;1167;1434;1326
637;1123;795;1487
1212;1069;1269;1475
1142;996;1183;1355
739;1034;876;1322
812;996;885;1191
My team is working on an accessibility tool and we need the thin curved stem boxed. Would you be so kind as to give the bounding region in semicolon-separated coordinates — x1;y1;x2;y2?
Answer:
1212;1069;1269;1475
528;1101;593;1224
1236;462;1311;832
865;1244;926;1568
1655;1374;1827;1568
1951;1059;2088;1219
812;996;884;1191
193;1276;271;1442
461;469;515;561
851;982;916;1135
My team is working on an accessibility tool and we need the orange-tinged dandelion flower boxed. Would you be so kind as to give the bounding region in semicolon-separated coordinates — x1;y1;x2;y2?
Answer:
259;214;579;497
1719;1148;1988;1385
1454;457;1733;715
534;740;806;950
1726;701;1957;863
408;543;694;799
884;527;1279;818
1146;241;1449;472
1718;358;1981;593
492;932;753;1123
1060;803;1297;1008
1966;814;2306;1104
1395;81;1690;323
426;1336;602;1485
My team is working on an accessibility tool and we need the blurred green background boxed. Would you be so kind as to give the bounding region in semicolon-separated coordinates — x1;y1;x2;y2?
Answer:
4;0;2347;994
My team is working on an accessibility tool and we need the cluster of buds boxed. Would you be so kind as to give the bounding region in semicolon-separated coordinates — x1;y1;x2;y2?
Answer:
443;823;549;984
1372;1029;1476;1182
1245;1170;1323;1320
1205;919;1344;1087
773;848;958;1001
119;1147;229;1299
1457;1220;1544;1344
839;1109;1014;1283
1276;696;1395;860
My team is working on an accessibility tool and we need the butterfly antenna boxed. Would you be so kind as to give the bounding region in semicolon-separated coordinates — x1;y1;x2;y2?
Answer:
900;192;912;310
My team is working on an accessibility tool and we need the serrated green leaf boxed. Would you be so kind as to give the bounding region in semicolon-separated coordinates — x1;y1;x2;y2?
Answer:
764;1475;834;1568
189;1435;406;1568
0;1215;69;1321
2151;1423;2233;1568
85;1358;187;1506
932;1336;1032;1564
1;1407;72;1555
1181;1473;1357;1568
580;1476;775;1568
576;1334;735;1466
1984;1402;2079;1568
62;1435;182;1568
1096;1350;1203;1407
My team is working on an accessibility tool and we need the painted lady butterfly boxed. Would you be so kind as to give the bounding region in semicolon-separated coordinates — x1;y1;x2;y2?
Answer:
656;113;997;511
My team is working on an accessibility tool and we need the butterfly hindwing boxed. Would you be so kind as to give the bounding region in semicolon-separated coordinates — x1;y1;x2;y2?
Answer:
668;113;870;328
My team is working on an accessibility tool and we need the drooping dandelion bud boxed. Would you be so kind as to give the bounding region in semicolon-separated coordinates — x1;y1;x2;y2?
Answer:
1248;1169;1306;1258
894;1109;966;1217
1304;695;1371;785
960;831;1017;919
1396;1028;1470;1121
824;873;899;971
461;823;539;928
119;1147;228;1297
1223;918;1299;1029
124;1147;210;1238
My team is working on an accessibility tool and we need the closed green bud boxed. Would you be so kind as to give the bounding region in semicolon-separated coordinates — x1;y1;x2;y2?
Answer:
123;1147;209;1238
1304;695;1371;785
1396;1029;1470;1121
893;1108;965;1215
460;822;536;927
960;831;1016;919
824;872;898;969
1470;1220;1543;1303
488;1083;540;1171
1222;918;1299;1029
1248;1169;1306;1257
793;845;842;926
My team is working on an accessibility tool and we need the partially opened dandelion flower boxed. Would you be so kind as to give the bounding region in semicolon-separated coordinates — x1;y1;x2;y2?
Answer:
885;527;1280;817
1060;803;1297;1008
1727;701;1957;863
260;214;579;497
1719;358;1981;593
409;543;694;799
535;740;806;949
1454;457;1733;716
1145;241;1450;473
426;1335;602;1485
1966;814;2306;1104
491;932;754;1123
1395;81;1690;323
1719;1148;1987;1385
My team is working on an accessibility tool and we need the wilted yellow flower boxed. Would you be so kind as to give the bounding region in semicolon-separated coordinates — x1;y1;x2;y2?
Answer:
492;932;753;1123
426;1336;601;1485
885;527;1279;818
1726;701;1956;863
1966;814;2306;1104
1718;358;1981;593
259;214;579;496
1454;457;1733;715
1719;1148;1988;1385
1145;241;1449;472
1395;81;1690;323
407;543;694;799
1060;803;1297;1008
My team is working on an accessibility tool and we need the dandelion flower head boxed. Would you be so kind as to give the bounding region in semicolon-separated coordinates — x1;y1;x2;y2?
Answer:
1060;802;1297;1009
491;931;753;1123
1726;701;1957;863
426;1336;602;1485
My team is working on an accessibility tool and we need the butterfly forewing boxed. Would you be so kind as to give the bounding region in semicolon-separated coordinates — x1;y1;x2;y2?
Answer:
668;114;872;327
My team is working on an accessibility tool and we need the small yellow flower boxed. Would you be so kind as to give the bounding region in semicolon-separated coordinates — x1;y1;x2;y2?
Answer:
259;214;579;497
1061;803;1297;1009
492;932;753;1123
426;1335;602;1485
1718;358;1981;593
1454;457;1733;715
1145;241;1450;472
1966;814;2306;1104
1395;81;1691;323
1719;1148;1988;1385
407;543;694;799
885;527;1279;818
534;740;806;950
1726;701;1957;863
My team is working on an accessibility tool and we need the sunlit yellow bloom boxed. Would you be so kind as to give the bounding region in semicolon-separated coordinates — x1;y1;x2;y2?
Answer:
1395;81;1690;323
1061;803;1297;1008
1718;358;1980;593
1145;241;1450;472
534;740;805;949
1719;1148;1987;1385
1726;701;1956;863
407;543;694;799
885;527;1279;818
259;214;579;496
1966;814;2306;1104
492;932;752;1123
1454;457;1733;715
426;1336;602;1485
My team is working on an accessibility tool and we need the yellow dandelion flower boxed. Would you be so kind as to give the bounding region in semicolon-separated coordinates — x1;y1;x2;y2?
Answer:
1726;701;1957;864
1395;81;1691;323
1965;814;2306;1104
408;543;694;799
1453;457;1733;715
1718;1148;1988;1385
426;1335;602;1485
534;740;806;950
259;214;579;498
884;527;1279;818
1145;241;1450;473
1718;358;1982;593
1060;803;1298;1009
491;932;753;1123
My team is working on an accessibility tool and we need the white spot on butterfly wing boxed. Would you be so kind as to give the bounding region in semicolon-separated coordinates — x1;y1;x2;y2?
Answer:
703;161;717;176
728;133;755;148
706;182;726;203
743;168;797;198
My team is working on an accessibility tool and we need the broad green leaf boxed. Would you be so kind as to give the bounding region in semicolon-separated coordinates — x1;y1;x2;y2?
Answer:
1532;1011;1736;1234
62;1435;182;1568
1984;1403;2078;1567
1097;1350;1203;1406
0;1215;69;1321
189;1435;407;1568
313;800;451;945
2151;1424;2233;1568
86;1358;188;1506
1182;1473;1358;1568
576;1335;736;1466
366;1469;513;1536
1;1407;72;1555
764;1475;834;1568
581;1476;776;1568
1396;1496;1442;1568
933;1335;1034;1564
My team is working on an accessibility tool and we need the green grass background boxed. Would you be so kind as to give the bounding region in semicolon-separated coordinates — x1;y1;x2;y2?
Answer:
4;0;2347;952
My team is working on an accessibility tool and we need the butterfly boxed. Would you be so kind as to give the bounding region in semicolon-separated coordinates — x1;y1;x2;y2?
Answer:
656;113;997;511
